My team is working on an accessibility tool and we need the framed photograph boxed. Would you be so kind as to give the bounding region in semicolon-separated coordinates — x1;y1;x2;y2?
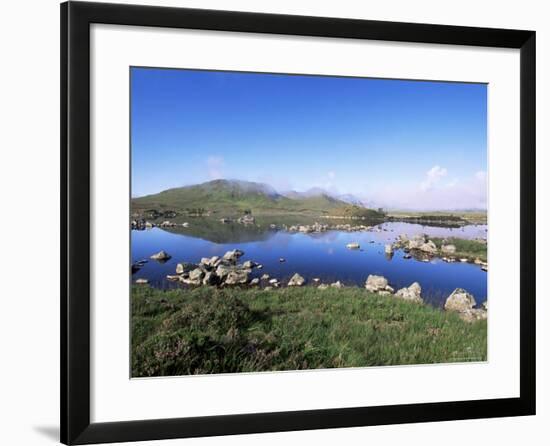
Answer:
61;1;536;444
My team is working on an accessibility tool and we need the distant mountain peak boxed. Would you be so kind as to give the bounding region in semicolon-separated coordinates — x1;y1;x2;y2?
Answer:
185;179;281;198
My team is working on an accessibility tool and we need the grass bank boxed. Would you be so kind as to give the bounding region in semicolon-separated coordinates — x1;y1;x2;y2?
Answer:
387;210;487;225
431;237;487;262
132;286;487;377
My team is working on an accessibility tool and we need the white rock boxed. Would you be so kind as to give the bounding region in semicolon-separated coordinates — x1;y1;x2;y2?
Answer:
444;288;476;312
395;282;423;303
419;240;438;254
365;275;389;292
224;270;249;285
188;268;204;281
150;250;171;261
222;249;244;263
288;273;306;287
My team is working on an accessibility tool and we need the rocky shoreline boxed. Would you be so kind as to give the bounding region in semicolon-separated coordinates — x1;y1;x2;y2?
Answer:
131;218;376;233
386;233;488;271
131;220;486;268
134;247;487;323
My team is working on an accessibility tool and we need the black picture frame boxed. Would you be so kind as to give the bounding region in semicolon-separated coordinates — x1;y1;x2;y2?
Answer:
61;1;536;444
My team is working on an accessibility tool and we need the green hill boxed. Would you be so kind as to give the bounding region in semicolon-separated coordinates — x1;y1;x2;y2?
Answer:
132;179;379;218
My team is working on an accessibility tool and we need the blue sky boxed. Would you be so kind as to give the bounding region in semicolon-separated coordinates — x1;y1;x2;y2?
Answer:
131;67;487;210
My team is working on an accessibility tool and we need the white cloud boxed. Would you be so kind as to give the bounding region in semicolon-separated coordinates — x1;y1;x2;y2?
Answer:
206;156;224;179
445;178;459;188
420;165;448;191
366;168;487;211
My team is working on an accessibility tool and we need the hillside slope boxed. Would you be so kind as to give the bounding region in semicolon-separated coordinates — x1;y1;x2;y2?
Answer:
132;179;377;217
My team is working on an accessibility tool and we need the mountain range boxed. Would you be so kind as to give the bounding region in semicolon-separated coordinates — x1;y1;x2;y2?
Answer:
131;179;382;218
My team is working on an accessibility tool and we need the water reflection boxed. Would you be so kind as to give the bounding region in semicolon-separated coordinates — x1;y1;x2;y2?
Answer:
132;222;487;307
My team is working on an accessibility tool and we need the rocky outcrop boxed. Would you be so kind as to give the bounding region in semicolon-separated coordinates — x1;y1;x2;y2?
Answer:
200;256;220;268
224;270;249;285
188;268;204;282
346;242;360;249
175;262;194;274
222;249;245;263
401;234;438;255
215;264;232;280
384;244;393;255
395;282;423;303
202;271;218;286
419;240;438;254
407;234;427;250
288;273;305;287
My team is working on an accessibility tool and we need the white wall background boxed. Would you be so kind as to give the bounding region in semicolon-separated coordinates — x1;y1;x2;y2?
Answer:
0;0;547;445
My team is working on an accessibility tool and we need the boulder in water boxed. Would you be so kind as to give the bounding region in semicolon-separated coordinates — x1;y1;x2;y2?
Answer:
150;250;171;261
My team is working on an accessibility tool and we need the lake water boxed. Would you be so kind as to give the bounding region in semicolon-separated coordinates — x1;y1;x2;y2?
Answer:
131;221;487;307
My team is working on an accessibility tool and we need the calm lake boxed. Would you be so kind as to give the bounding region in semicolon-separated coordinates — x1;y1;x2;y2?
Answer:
131;221;487;307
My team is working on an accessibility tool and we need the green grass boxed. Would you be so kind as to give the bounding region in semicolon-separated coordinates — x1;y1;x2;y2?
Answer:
431;237;487;262
131;285;487;377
